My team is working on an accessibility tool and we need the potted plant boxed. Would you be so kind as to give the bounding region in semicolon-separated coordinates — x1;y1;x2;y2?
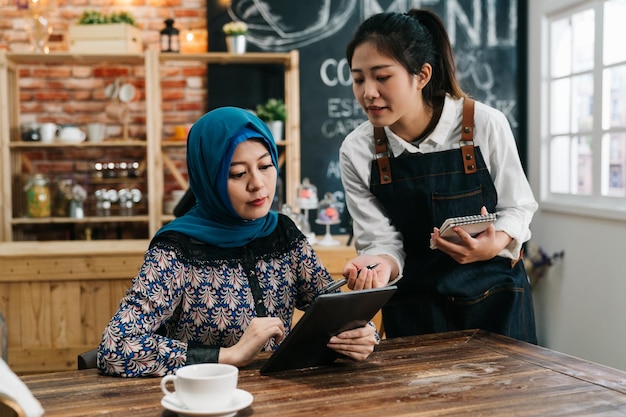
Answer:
69;10;142;54
77;10;138;26
222;21;248;54
256;98;286;140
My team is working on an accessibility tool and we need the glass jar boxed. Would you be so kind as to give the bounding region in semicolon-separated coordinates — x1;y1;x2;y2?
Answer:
25;174;51;218
296;177;318;210
53;178;72;217
317;192;340;223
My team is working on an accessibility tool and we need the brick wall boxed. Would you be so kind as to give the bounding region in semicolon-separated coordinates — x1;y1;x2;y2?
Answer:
1;0;210;238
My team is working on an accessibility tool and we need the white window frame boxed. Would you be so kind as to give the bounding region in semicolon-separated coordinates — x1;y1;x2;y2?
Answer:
538;0;626;221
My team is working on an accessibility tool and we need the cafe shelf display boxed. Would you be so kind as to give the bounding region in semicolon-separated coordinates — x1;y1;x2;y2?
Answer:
0;50;300;241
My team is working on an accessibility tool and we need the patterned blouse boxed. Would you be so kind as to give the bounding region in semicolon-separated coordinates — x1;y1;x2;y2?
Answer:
97;214;334;377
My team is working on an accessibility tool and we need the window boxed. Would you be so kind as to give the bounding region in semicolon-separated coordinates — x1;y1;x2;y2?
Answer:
545;0;626;212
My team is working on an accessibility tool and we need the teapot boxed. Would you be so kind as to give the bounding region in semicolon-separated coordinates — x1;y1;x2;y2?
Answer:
58;125;86;143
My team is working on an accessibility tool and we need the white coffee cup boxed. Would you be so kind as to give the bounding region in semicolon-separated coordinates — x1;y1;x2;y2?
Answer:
40;123;57;143
160;363;238;411
87;123;106;143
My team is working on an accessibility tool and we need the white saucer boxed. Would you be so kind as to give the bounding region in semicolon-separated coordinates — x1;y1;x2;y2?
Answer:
161;389;253;417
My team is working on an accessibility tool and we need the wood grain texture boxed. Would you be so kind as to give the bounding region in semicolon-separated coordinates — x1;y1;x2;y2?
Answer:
19;330;626;416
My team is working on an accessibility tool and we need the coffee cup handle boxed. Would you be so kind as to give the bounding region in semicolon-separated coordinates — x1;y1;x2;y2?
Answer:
160;375;177;396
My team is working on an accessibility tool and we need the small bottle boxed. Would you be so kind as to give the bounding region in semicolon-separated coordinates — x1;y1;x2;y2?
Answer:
25;174;51;218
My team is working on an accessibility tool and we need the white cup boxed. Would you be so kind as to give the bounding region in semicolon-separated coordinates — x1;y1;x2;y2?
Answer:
118;82;137;103
160;363;238;411
40;123;57;143
87;123;106;143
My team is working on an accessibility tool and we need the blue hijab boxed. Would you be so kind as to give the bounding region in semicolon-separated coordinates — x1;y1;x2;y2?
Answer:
156;107;279;247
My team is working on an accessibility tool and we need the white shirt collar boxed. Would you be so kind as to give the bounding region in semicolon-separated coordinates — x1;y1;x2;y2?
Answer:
384;95;459;157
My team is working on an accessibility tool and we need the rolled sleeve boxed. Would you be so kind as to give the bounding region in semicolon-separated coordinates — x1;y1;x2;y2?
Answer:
479;106;538;259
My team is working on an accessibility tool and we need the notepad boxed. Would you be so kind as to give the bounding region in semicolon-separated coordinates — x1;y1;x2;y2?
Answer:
430;213;497;249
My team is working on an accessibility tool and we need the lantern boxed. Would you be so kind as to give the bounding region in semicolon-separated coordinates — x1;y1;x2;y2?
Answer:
160;18;180;53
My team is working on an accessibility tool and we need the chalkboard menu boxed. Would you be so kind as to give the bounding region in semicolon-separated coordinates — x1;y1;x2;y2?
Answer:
207;0;526;234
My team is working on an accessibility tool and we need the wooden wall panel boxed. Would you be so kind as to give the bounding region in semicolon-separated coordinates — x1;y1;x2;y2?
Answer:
81;280;110;346
20;282;51;348
50;282;81;347
3;284;22;347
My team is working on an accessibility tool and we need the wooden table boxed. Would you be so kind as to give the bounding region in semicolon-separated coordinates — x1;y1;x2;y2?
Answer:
19;330;626;416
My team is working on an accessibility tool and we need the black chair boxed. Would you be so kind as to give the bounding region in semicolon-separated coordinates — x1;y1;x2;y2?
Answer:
77;349;98;370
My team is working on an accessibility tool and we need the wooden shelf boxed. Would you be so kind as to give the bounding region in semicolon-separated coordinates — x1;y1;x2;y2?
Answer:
157;52;295;66
9;140;147;149
11;215;150;225
3;52;145;65
0;50;300;241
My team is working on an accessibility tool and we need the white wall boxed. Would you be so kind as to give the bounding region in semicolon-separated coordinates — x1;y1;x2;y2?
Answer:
528;0;626;371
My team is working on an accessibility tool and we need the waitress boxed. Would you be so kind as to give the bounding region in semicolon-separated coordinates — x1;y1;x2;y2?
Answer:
339;9;538;343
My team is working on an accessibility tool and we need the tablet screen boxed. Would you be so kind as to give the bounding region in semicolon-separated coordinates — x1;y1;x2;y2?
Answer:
260;285;397;374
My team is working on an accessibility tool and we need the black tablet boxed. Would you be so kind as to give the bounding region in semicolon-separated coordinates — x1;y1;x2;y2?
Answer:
260;285;397;375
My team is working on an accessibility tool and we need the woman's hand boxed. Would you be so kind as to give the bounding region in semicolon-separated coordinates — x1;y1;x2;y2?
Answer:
343;254;398;290
430;207;511;264
326;322;379;361
219;317;285;367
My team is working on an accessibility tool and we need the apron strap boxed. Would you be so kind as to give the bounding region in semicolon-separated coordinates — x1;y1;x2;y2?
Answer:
461;98;477;174
374;126;392;184
374;97;477;181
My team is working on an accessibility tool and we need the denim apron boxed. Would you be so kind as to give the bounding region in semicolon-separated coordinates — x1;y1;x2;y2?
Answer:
370;99;536;343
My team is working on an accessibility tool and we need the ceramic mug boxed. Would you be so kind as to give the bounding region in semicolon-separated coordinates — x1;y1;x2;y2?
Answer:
40;122;57;143
105;102;127;121
173;125;187;141
20;122;41;142
87;123;106;143
118;83;137;103
160;363;238;411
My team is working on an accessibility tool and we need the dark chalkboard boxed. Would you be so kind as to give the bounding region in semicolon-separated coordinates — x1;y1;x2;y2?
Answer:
207;0;526;235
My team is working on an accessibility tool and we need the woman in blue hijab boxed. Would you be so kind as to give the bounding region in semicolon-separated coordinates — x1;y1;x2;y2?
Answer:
98;107;379;377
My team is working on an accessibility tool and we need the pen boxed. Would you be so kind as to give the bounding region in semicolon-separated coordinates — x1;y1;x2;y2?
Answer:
319;262;381;294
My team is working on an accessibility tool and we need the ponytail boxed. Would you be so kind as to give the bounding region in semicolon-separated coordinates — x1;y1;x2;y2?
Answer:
407;9;465;100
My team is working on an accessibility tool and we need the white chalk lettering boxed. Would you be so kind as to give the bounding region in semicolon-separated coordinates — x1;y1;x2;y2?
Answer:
327;160;342;180
320;58;352;87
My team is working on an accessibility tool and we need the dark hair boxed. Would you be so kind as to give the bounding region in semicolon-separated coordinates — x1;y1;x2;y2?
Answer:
346;8;465;107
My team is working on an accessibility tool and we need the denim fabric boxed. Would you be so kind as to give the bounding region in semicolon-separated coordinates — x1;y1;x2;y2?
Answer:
370;146;537;343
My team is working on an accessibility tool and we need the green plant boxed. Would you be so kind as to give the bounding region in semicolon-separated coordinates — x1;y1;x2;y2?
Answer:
77;10;138;26
109;11;137;26
255;98;286;122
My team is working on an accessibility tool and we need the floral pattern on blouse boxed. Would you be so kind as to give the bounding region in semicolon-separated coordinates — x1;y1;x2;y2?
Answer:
98;215;333;377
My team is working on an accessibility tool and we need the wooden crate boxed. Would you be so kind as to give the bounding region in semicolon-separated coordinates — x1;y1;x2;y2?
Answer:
68;24;143;54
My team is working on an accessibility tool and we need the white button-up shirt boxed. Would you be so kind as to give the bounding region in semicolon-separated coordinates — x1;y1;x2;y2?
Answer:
339;95;537;273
